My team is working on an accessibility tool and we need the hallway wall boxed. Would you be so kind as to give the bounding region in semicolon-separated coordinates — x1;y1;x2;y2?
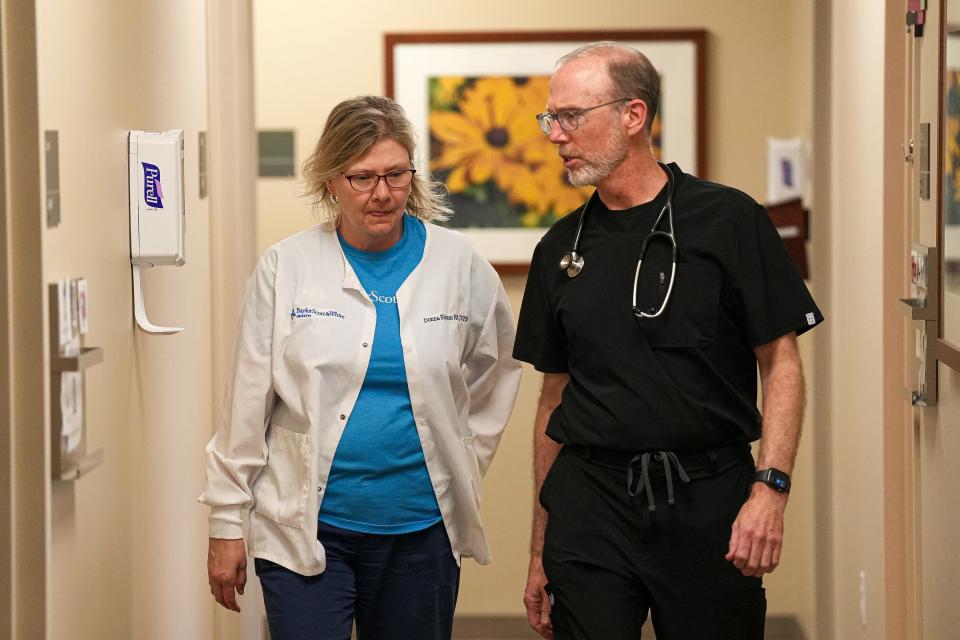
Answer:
15;2;960;639
820;1;885;638
913;3;960;640
36;1;214;638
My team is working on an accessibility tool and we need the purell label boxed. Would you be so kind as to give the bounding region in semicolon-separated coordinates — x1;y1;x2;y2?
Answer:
142;162;164;208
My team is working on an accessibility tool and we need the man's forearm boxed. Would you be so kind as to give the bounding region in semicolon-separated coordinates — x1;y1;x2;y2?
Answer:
531;429;561;557
755;335;805;476
530;373;569;558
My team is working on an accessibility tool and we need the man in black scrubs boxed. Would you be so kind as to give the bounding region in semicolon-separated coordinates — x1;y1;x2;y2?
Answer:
515;42;823;640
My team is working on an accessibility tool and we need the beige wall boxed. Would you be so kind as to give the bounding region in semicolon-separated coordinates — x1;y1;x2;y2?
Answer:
822;1;886;638
914;3;960;639
36;1;213;638
253;0;818;629
254;2;817;251
12;2;960;639
920;367;960;640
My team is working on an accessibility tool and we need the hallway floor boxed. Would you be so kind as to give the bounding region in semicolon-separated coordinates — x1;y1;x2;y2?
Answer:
451;616;804;639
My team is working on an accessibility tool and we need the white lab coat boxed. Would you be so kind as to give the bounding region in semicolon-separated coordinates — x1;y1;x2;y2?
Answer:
199;221;522;575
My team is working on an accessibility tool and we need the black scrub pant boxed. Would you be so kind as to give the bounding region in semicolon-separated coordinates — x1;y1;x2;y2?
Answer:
540;443;766;640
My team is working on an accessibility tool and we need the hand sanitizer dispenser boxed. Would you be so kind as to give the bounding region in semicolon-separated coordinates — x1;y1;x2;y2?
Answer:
128;129;185;334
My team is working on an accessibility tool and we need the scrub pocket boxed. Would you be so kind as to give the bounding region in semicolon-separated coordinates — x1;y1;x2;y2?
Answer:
644;264;721;348
253;424;312;529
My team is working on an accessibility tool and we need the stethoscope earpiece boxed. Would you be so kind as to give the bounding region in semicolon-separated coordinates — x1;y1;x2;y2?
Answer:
560;251;585;278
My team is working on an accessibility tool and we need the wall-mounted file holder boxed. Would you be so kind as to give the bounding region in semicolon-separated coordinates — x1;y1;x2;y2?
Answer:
899;244;938;407
49;282;104;481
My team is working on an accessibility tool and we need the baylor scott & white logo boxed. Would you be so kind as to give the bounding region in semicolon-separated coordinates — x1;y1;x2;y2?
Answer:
290;306;345;320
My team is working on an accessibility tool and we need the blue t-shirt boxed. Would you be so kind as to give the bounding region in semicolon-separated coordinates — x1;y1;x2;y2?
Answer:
319;215;442;534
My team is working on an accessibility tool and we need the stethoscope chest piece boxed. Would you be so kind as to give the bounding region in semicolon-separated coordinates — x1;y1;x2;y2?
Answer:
560;251;584;278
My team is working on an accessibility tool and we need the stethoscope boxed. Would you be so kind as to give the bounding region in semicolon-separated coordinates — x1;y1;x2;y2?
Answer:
559;162;677;319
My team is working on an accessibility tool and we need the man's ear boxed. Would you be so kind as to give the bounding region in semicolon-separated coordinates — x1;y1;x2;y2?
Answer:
623;99;649;136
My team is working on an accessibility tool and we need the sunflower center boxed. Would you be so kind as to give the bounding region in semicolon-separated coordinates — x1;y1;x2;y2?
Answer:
485;127;510;148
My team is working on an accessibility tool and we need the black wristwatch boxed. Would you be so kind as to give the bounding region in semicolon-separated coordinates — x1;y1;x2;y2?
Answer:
754;468;791;493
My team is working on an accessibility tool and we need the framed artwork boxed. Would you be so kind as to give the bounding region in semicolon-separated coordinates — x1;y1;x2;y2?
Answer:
938;24;960;369
385;31;706;271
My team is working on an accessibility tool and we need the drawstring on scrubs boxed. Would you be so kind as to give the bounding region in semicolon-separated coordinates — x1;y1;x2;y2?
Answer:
626;451;691;511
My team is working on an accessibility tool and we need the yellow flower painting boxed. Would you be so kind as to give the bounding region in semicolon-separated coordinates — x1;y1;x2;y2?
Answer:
946;70;960;224
429;75;663;228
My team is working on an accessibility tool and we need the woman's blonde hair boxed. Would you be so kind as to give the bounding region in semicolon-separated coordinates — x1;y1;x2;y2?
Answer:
302;95;451;227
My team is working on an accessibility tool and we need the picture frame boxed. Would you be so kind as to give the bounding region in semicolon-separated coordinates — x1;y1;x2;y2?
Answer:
385;30;706;272
938;19;960;371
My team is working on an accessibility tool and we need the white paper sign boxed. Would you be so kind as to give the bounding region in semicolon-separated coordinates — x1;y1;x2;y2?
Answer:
76;278;89;335
57;278;70;350
60;370;82;453
767;137;806;205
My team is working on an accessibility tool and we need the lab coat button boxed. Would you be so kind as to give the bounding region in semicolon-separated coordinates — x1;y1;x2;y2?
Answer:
362;342;369;348
340;414;346;420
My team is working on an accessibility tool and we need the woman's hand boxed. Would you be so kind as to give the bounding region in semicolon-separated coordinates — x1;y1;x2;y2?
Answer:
208;537;247;612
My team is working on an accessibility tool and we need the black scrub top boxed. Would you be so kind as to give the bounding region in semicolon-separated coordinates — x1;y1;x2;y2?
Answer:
513;164;823;452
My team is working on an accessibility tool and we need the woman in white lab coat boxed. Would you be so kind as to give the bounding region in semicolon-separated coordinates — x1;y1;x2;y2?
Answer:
200;95;521;640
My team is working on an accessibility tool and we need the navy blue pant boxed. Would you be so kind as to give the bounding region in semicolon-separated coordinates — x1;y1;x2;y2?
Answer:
255;521;460;640
541;445;766;640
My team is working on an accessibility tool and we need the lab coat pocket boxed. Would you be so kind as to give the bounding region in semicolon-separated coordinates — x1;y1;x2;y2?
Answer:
253;424;311;529
461;435;482;508
645;265;721;348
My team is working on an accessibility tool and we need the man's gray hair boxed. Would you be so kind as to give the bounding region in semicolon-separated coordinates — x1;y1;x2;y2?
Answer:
557;41;660;134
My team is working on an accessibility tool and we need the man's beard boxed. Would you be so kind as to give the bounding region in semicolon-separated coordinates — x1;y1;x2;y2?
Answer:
562;127;629;187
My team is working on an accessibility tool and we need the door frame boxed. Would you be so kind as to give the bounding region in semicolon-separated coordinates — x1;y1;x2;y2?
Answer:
883;1;922;638
0;0;50;636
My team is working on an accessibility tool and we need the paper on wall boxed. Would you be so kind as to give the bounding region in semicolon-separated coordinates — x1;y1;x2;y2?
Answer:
59;334;83;454
69;279;80;339
76;278;89;335
60;371;82;453
767;137;807;205
57;278;70;350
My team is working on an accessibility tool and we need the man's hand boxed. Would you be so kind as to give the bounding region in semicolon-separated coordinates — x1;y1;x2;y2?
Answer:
208;537;247;612
523;556;553;639
725;483;788;576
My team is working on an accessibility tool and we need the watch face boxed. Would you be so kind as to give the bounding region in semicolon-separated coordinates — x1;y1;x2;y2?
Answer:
757;469;790;492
